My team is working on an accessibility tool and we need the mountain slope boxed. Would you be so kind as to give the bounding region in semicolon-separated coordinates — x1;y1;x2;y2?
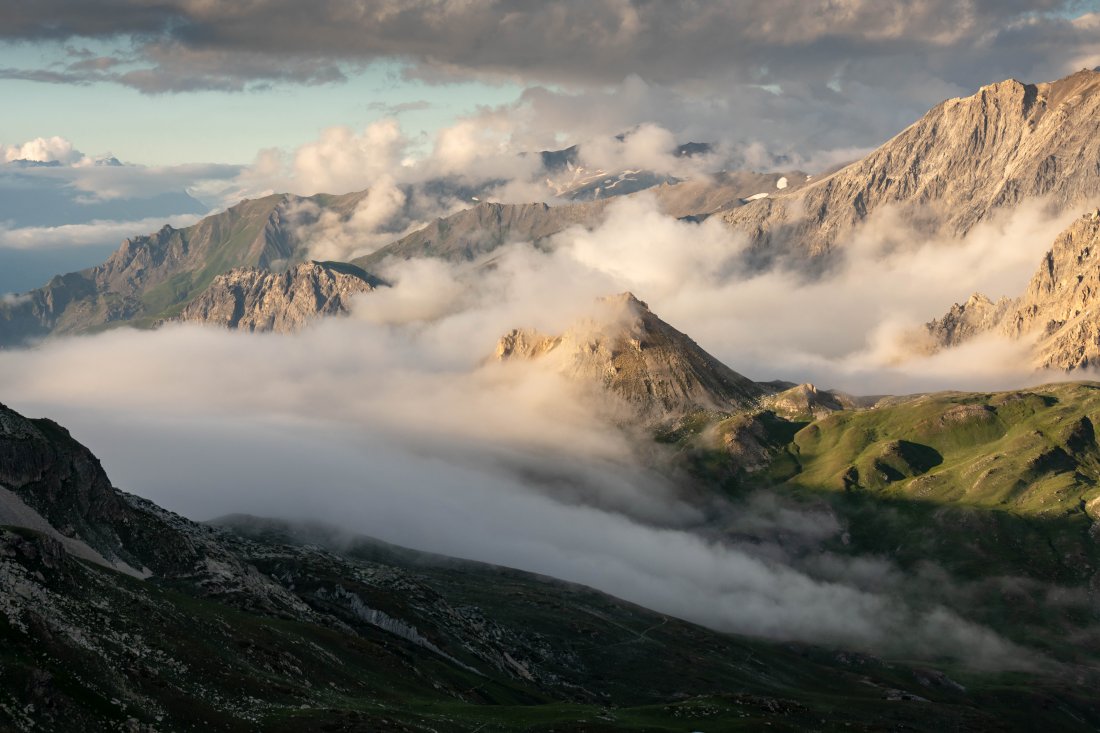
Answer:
352;171;801;271
170;261;381;333
722;69;1100;259
0;191;367;345
495;293;765;420
353;200;608;271
8;401;1088;730
922;209;1100;369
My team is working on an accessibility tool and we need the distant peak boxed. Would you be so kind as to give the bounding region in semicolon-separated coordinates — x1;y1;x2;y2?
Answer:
599;291;649;311
495;293;762;419
965;292;993;307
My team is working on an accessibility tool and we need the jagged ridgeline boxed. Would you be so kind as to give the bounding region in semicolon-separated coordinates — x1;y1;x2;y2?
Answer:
6;70;1100;347
722;69;1100;258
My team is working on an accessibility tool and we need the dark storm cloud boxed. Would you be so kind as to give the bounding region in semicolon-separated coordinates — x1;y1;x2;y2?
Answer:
0;1;1096;92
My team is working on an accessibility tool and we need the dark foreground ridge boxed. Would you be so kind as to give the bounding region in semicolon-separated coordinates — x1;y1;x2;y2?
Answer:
4;400;1100;731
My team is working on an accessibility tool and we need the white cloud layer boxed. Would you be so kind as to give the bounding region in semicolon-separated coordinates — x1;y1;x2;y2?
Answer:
2;192;1088;667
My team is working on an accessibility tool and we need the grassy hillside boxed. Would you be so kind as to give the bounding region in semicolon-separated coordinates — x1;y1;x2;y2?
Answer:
660;382;1100;667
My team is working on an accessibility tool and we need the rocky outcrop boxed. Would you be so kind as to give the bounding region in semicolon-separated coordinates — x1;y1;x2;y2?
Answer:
921;209;1100;369
0;191;368;345
172;261;380;333
0;402;313;617
495;293;764;420
723;69;1100;259
923;293;1016;350
763;383;851;421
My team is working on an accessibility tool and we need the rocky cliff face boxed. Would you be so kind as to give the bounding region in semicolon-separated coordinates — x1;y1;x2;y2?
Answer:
495;293;764;420
923;293;1017;350
171;261;380;333
922;209;1100;369
723;69;1100;260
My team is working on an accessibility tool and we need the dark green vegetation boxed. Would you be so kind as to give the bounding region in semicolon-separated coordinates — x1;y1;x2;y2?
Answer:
5;398;1100;731
670;381;1100;668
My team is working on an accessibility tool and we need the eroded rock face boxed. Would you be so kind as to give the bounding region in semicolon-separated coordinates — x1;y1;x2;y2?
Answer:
172;261;380;333
924;294;1016;351
495;292;764;420
723;70;1100;259
920;210;1100;370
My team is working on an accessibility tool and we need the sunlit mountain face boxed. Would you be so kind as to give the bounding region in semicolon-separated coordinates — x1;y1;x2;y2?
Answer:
5;2;1100;730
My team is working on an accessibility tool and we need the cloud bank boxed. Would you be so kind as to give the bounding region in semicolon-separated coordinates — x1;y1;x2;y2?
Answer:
2;191;1086;667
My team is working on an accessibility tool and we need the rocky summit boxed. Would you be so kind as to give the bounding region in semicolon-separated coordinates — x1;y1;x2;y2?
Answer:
723;69;1100;259
495;292;764;420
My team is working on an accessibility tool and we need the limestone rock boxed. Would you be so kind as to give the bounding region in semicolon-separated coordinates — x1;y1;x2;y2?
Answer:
495;292;764;420
763;383;850;421
723;70;1100;260
921;210;1100;370
172;261;380;333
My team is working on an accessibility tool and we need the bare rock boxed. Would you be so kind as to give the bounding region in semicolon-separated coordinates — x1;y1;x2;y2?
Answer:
172;261;380;333
495;292;764;420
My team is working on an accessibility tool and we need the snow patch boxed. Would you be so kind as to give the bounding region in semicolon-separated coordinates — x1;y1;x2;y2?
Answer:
741;192;770;203
776;177;789;190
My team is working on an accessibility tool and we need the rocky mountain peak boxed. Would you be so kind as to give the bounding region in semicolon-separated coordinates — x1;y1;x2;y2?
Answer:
722;69;1100;259
495;293;763;420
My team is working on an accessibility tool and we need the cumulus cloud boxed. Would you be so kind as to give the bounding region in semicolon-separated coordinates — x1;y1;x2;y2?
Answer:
290;120;408;196
1;136;239;212
3;2;1097;171
1;136;85;165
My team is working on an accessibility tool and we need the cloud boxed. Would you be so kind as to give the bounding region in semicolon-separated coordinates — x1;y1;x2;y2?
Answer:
0;292;32;306
367;100;433;115
0;215;203;250
0;2;1086;89
1;136;84;165
2;189;1090;666
0;309;1030;668
514;192;1081;394
290;120;407;196
2;3;1098;170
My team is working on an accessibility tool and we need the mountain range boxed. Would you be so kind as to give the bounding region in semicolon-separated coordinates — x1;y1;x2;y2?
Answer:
6;71;1100;349
6;316;1100;728
9;67;1100;730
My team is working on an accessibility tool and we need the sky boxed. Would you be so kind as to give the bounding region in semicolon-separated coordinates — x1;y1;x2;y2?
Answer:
3;1;1100;169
